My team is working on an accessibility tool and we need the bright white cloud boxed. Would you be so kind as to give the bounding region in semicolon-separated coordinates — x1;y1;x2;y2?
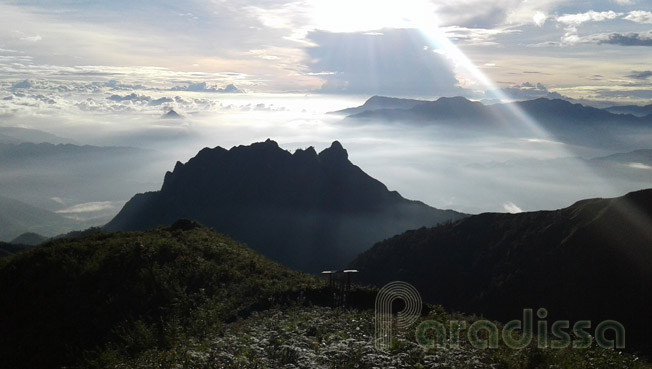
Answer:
56;201;116;214
533;12;548;27
627;162;652;170
557;10;623;26
624;11;652;24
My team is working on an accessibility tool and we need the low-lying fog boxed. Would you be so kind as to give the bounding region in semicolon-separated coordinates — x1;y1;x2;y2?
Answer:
1;89;651;235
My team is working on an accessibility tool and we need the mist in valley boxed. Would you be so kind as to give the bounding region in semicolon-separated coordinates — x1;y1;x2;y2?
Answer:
2;85;651;241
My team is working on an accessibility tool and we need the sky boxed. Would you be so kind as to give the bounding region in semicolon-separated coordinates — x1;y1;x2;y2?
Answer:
1;0;652;103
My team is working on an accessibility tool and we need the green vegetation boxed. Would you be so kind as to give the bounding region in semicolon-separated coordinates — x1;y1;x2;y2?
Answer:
0;221;323;368
0;221;649;368
109;305;651;369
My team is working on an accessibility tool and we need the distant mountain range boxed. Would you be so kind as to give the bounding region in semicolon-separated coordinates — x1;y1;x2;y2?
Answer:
350;188;652;352
0;126;74;144
0;141;161;215
605;103;652;117
334;96;651;125
331;96;652;149
105;140;466;272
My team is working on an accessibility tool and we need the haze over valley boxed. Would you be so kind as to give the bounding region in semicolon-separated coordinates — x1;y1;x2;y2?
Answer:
1;89;651;240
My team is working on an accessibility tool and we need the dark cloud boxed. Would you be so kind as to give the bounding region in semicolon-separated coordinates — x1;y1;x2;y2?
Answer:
304;29;463;96
107;93;150;102
436;3;508;28
598;32;652;46
495;82;567;101
106;93;173;106
628;71;652;80
458;7;507;29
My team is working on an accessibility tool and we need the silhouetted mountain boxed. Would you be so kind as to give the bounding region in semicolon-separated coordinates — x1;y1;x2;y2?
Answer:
605;103;652;117
161;108;182;119
105;140;466;272
10;232;47;246
350;188;652;353
348;96;493;126
330;95;425;116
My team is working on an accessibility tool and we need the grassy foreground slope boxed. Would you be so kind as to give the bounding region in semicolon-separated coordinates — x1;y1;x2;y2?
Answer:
0;221;323;368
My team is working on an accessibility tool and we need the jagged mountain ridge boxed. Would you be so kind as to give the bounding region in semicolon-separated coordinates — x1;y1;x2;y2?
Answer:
105;139;466;272
350;188;652;353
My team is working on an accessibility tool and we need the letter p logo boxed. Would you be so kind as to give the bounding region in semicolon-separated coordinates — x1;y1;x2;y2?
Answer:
374;281;422;351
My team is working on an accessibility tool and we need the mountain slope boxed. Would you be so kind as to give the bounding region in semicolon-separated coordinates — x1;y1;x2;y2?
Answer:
0;222;323;369
105;140;466;272
350;188;652;353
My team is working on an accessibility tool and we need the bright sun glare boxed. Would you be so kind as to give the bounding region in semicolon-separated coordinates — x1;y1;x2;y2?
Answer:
309;0;551;138
308;0;421;32
308;0;639;212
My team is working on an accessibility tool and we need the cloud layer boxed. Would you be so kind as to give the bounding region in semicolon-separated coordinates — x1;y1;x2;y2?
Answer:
1;1;652;102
